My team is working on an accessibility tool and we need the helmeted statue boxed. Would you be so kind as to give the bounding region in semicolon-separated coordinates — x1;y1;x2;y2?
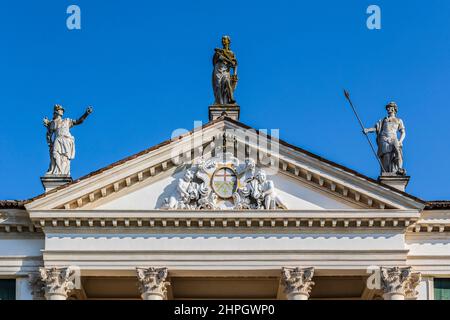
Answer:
364;102;406;175
43;104;93;176
212;35;238;105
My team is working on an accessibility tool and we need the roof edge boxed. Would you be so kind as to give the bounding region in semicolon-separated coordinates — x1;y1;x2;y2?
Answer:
425;201;450;210
0;200;26;209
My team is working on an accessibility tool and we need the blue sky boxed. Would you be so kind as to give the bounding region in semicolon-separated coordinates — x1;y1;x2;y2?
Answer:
0;0;449;200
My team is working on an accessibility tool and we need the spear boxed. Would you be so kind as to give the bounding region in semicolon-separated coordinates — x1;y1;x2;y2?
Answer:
343;89;386;173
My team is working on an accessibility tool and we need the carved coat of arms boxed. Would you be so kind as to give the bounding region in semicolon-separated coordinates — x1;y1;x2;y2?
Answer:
162;152;286;210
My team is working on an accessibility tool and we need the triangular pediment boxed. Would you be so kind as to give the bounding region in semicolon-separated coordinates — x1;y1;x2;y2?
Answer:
25;118;425;212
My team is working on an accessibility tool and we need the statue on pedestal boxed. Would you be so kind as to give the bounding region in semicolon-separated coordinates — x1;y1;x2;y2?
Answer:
43;104;93;176
212;35;238;105
364;102;406;175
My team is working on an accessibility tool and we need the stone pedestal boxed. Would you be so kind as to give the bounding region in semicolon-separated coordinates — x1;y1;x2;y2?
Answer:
40;174;73;192
378;174;410;192
209;104;240;121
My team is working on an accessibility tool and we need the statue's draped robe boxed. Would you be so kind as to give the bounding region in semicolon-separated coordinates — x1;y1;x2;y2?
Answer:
375;117;405;173
212;49;236;105
48;118;75;175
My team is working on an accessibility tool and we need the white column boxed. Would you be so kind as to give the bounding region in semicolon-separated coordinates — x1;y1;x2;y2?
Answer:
136;267;169;300
380;266;421;300
39;267;76;300
281;267;315;300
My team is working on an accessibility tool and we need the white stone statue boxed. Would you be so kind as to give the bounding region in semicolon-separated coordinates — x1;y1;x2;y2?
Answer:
163;169;200;209
255;171;287;210
43;104;93;176
364;102;406;175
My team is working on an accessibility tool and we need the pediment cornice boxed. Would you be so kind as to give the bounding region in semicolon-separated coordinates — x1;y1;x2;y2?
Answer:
25;118;425;211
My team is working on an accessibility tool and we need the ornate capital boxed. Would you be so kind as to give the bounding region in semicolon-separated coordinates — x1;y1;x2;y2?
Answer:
405;272;422;300
39;267;76;300
281;267;315;300
28;272;45;300
380;267;421;299
136;267;169;300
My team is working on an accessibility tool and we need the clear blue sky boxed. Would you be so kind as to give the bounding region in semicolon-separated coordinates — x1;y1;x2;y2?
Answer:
1;0;449;201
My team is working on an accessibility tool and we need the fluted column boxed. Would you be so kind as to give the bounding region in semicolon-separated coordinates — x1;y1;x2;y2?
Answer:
39;267;76;300
281;267;315;300
380;266;421;300
136;267;169;300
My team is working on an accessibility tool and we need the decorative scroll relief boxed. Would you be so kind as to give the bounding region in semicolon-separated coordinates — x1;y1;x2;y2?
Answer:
161;152;287;210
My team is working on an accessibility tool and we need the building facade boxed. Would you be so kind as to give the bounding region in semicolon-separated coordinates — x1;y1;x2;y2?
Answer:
1;38;450;300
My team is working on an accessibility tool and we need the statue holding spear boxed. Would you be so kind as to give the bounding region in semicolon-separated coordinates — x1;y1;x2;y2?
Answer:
344;91;406;176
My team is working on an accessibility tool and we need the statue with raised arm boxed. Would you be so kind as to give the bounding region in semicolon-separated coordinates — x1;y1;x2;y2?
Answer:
364;102;406;175
212;35;238;105
43;104;93;176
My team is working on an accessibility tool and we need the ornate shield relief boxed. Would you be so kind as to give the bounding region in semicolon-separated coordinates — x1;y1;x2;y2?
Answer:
211;167;237;199
162;151;286;210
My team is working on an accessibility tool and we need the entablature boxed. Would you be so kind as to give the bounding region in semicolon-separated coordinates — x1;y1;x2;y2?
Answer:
29;209;420;232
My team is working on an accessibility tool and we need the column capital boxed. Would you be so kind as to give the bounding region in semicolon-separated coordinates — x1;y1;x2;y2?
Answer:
39;267;76;300
136;267;169;300
281;267;315;300
405;272;422;300
28;272;45;300
380;266;421;300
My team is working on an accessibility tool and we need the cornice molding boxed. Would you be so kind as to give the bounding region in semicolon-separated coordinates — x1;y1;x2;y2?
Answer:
407;221;450;233
28;209;420;231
